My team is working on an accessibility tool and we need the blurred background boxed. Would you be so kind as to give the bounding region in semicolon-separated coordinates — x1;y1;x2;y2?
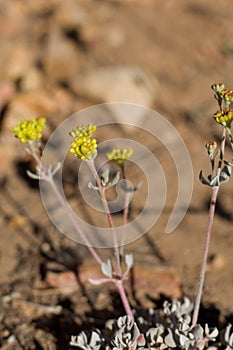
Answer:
0;0;233;348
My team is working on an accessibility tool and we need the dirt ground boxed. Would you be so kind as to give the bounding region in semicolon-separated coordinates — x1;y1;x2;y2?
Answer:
0;0;233;349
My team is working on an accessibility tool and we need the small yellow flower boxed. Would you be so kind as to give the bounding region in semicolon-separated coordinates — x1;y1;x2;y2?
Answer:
69;124;97;138
69;135;97;160
106;148;133;166
13;117;46;143
213;109;233;128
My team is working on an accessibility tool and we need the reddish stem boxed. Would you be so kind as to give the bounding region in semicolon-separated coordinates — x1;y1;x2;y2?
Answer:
88;160;122;276
192;127;226;326
116;281;133;319
191;185;219;326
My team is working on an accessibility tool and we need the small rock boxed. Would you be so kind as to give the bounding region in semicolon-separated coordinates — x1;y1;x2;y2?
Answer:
78;264;103;285
73;66;158;126
132;264;181;300
12;299;62;319
0;2;27;39
0;82;15;109
105;27;126;48
51;87;74;116
2;91;55;132
3;45;35;82
45;270;79;295
8;215;29;230
75;66;158;106
54;2;87;29
207;254;225;271
26;0;57;16
44;29;80;83
0;144;15;178
20;67;44;92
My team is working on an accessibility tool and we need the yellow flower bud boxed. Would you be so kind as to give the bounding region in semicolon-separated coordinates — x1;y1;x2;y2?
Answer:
205;140;217;160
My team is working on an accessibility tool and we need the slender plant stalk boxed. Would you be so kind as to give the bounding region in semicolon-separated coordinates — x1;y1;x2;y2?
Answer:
116;281;134;319
88;160;133;317
29;149;103;266
192;127;226;326
88;160;122;276
47;176;103;266
120;191;131;256
191;185;219;326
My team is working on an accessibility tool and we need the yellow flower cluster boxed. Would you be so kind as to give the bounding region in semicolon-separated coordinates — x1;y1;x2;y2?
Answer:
106;148;133;166
213;109;233;128
69;124;97;160
13;117;46;143
211;83;233;107
221;89;233;106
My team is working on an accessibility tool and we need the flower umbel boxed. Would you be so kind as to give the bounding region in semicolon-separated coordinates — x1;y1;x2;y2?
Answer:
107;148;133;166
69;124;98;160
213;109;233;128
221;89;233;107
13;117;46;143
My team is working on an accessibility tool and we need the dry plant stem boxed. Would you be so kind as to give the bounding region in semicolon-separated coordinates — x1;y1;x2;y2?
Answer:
88;159;122;276
116;281;134;319
192;127;226;326
29;149;103;266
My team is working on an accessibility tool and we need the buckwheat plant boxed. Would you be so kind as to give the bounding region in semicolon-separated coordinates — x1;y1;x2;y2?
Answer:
13;120;135;319
193;83;233;326
12;84;233;349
